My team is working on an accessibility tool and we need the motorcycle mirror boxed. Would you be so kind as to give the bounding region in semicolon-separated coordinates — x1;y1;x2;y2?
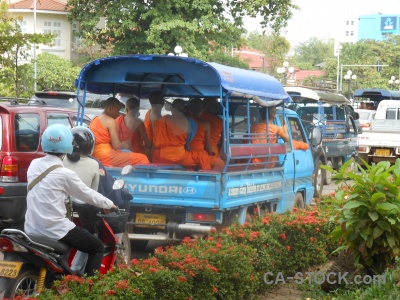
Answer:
121;165;133;176
112;179;125;190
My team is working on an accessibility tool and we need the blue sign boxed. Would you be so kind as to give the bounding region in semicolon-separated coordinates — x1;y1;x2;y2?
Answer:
381;17;397;33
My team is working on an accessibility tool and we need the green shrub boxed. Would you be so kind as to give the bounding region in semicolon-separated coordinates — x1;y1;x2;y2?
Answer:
322;159;400;274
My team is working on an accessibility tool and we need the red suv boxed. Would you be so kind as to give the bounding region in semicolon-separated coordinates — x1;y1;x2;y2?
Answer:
0;100;90;229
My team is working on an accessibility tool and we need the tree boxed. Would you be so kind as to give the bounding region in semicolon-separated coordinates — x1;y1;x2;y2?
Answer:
291;37;335;70
66;0;298;60
0;2;53;97
246;31;290;75
17;53;81;97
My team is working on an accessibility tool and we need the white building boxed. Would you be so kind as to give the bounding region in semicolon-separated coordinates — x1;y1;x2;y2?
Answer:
7;0;79;62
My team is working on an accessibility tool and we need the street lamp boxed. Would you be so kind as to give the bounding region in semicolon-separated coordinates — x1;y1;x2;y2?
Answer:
276;61;295;85
344;70;357;100
168;45;188;57
388;76;400;90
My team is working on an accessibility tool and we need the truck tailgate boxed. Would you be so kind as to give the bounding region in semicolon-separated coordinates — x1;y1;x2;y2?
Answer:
107;167;221;209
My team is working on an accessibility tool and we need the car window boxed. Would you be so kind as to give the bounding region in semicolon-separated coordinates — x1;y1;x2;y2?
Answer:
47;113;72;129
14;113;40;152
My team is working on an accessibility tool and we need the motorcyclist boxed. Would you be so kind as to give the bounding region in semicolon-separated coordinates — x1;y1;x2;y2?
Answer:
24;124;117;276
64;126;132;234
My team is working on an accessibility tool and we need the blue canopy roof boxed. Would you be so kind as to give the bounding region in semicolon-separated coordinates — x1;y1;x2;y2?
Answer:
353;88;400;99
74;55;291;106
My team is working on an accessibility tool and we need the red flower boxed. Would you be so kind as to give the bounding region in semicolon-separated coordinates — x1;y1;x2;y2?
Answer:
106;290;116;295
130;258;141;265
212;286;218;293
133;288;140;294
316;227;320;232
286;245;291;251
178;276;187;283
148;267;158;273
116;279;128;289
280;233;287;240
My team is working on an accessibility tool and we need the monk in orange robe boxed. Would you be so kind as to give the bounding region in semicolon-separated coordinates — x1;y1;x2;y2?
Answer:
143;90;165;161
89;97;149;167
201;98;223;157
250;106;289;168
115;97;152;158
188;98;225;171
153;99;212;170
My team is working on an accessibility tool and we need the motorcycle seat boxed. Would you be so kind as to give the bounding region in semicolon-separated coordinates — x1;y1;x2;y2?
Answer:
29;235;71;254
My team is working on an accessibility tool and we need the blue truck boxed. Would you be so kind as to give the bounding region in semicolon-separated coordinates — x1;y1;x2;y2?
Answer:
74;55;320;249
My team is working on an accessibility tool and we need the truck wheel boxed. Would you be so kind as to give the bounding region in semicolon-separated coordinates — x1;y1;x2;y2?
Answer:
115;232;131;265
4;267;39;299
294;192;305;209
313;159;324;197
324;161;333;185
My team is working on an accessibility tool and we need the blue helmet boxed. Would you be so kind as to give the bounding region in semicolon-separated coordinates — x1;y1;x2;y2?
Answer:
41;124;73;154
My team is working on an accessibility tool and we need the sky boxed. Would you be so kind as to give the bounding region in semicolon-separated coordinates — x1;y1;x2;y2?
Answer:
245;0;400;47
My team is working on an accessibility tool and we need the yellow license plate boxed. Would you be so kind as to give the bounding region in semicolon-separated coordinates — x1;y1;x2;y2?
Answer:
0;261;23;278
376;149;390;156
135;213;166;229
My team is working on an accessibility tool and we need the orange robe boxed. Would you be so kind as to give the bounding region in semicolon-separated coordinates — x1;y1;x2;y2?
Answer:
153;116;212;170
115;115;145;153
89;117;149;167
189;116;225;171
293;140;309;150
250;122;284;167
201;111;223;156
143;110;153;142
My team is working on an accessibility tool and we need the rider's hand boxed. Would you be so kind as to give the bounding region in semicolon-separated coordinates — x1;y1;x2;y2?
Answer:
104;205;118;214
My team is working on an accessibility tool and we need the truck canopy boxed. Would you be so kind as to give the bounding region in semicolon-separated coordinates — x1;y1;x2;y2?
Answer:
74;55;291;110
283;86;350;105
353;88;400;101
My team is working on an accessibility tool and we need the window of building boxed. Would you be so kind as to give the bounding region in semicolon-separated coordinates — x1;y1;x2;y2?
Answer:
72;22;82;48
18;20;27;34
351;21;354;25
44;21;62;47
346;31;349;36
346;21;349;25
351;31;354;36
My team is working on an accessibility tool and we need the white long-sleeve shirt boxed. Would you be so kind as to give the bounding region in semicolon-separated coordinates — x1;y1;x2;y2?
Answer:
25;154;114;239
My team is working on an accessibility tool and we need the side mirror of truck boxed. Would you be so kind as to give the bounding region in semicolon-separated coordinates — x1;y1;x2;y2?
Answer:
311;127;322;146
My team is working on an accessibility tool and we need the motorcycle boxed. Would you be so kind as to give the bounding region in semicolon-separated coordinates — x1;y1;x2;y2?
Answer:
0;165;133;299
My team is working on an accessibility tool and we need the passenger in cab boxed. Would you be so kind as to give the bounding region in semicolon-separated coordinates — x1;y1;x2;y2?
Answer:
115;97;152;160
201;97;223;157
153;99;215;170
89;97;149;167
250;106;289;167
188;98;225;170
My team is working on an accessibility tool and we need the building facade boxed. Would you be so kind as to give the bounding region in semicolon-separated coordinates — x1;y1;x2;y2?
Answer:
7;0;78;62
358;14;400;41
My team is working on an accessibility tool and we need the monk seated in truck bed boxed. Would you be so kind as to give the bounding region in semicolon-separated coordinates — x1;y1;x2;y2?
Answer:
152;99;223;171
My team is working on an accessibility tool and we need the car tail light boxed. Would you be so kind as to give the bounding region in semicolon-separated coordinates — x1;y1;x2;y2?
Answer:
362;123;371;128
358;146;367;153
0;156;18;182
187;213;216;223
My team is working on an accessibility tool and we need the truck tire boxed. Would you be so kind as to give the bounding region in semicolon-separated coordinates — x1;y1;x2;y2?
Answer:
294;192;305;209
313;159;324;197
115;232;131;265
4;267;39;299
324;160;333;185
